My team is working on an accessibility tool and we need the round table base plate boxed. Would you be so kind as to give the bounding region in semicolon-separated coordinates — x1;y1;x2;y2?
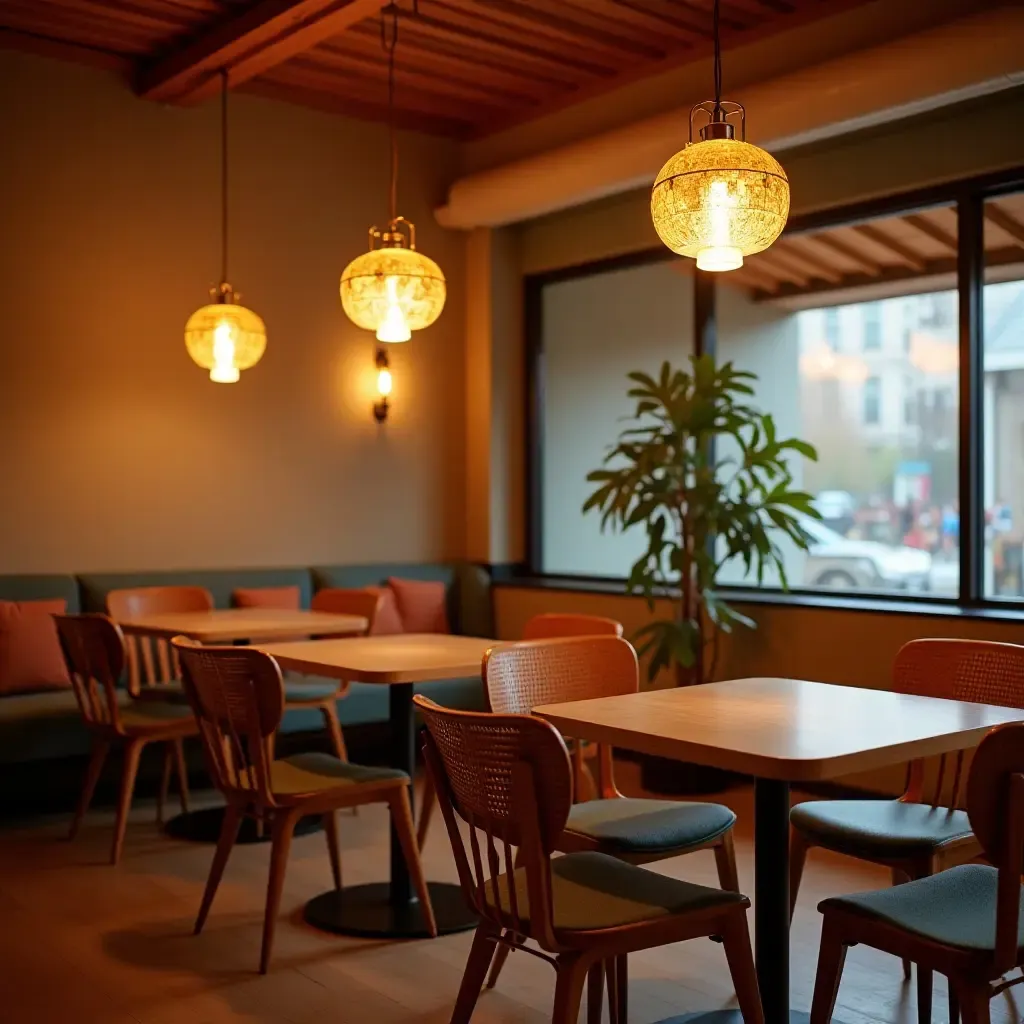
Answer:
658;1012;831;1024
164;807;322;844
303;881;477;938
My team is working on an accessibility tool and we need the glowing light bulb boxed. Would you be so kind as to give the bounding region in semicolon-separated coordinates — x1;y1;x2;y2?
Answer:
377;366;393;397
210;320;240;383
376;276;411;343
695;178;744;271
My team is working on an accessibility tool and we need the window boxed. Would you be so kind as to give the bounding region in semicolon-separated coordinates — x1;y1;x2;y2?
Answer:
538;260;693;577
863;376;882;424
824;308;840;350
863;304;882;350
983;190;1024;598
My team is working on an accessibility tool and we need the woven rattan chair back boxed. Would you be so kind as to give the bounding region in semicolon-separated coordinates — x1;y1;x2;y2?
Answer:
415;696;573;948
55;614;127;733
894;639;1024;808
108;586;213;694
521;613;624;641
174;640;285;808
310;587;380;629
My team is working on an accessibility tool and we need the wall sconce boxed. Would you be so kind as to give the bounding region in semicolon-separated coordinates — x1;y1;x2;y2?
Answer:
374;348;392;423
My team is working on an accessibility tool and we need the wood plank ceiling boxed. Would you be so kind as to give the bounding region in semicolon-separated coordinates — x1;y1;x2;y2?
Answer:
732;195;1024;302
0;0;879;138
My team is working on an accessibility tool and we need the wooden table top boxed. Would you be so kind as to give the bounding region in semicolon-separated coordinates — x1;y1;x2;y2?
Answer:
534;677;1024;783
117;608;368;643
259;634;495;684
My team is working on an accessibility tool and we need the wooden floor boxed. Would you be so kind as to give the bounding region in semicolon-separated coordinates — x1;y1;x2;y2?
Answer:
1;765;1020;1024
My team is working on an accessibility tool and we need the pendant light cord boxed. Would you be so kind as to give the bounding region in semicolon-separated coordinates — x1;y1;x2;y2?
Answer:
712;0;722;117
381;5;399;224
220;68;229;285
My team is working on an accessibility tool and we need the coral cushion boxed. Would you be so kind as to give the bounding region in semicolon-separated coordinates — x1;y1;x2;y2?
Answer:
232;586;301;610
388;578;450;634
365;586;404;636
0;599;70;695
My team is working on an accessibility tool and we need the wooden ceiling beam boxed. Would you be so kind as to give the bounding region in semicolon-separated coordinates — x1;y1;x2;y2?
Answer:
806;233;884;276
137;0;386;104
769;240;844;282
853;223;927;270
985;203;1024;247
903;213;958;253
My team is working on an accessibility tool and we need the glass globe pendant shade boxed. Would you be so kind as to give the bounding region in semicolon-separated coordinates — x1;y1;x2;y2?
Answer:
340;220;446;343
651;113;789;271
184;285;267;383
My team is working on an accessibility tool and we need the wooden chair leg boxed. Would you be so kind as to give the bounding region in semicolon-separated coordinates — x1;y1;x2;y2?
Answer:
323;809;342;890
70;739;109;840
157;743;172;825
790;828;810;920
721;916;764;1024
892;867;913;980
173;738;190;814
809;920;848;1024
917;966;933;1024
111;739;144;866
390;787;437;937
416;772;437;850
194;801;243;935
486;937;513;990
552;955;590;1024
450;924;499;1024
948;980;960;1024
260;809;299;975
951;980;990;1024
587;961;605;1024
607;954;627;1024
320;700;348;762
714;830;741;892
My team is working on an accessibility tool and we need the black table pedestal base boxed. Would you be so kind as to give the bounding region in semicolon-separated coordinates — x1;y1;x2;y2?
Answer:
164;806;322;844
303;881;477;939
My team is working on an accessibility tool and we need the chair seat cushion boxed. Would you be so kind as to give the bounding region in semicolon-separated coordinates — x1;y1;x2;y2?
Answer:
270;752;407;797
822;863;1024;953
120;699;195;731
282;676;341;704
565;798;736;855
791;800;973;857
487;850;746;933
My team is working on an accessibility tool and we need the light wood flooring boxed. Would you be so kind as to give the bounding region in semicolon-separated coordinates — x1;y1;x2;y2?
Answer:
1;765;1020;1024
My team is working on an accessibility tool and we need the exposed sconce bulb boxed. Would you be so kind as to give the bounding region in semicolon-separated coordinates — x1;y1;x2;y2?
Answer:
210;320;240;383
377;366;393;397
376;276;411;343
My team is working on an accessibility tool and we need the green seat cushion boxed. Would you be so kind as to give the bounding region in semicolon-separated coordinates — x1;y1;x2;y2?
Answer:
791;800;973;857
120;699;195;730
488;850;746;932
282;676;341;704
823;863;1024;953
566;798;736;855
270;752;407;795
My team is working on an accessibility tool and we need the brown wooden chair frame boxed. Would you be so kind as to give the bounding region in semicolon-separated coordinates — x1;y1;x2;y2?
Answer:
811;721;1024;1024
416;695;763;1024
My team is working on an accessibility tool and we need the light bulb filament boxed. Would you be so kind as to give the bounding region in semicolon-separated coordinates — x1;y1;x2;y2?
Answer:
376;275;411;343
210;321;240;383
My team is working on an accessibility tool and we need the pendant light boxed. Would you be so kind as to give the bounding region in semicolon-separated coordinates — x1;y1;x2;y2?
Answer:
340;2;445;343
185;71;266;383
651;0;789;272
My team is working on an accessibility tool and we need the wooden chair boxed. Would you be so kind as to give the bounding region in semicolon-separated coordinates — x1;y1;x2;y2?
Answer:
416;612;626;849
416;694;764;1024
173;638;434;974
790;638;1024;1024
55;614;197;864
481;635;742;1002
277;587;381;762
810;721;1024;1024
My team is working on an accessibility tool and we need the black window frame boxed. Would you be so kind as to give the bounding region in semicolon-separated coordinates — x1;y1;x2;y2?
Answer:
523;164;1024;615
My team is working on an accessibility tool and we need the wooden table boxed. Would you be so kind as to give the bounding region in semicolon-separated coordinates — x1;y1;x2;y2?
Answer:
117;609;366;844
118;607;367;643
260;633;495;940
535;677;1024;1024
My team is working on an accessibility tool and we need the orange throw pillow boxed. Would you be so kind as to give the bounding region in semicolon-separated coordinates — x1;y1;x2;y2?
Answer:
388;578;450;634
0;599;70;694
232;586;301;610
365;586;404;636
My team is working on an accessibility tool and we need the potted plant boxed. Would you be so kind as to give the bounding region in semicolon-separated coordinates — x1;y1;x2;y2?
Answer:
584;355;820;793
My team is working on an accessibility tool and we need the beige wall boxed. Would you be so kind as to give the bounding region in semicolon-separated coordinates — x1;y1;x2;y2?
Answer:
0;51;466;573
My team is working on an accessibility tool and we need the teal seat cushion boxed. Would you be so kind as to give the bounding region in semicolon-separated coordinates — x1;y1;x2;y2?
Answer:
566;798;736;855
791;800;973;857
823;863;1024;952
271;752;408;794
